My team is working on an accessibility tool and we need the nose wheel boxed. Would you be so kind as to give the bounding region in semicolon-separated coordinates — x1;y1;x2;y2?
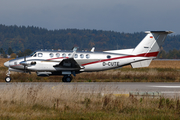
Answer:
62;75;72;82
5;76;11;83
5;69;11;83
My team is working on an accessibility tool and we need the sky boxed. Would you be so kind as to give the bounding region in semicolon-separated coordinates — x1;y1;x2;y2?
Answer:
0;0;180;34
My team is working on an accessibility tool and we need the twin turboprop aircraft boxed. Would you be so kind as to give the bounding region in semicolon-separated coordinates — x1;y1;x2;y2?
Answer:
4;31;173;83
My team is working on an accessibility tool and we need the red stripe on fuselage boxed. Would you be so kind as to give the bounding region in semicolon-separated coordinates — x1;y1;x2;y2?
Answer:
81;51;159;66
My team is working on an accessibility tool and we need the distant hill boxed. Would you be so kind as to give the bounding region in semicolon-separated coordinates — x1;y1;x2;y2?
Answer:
0;24;179;53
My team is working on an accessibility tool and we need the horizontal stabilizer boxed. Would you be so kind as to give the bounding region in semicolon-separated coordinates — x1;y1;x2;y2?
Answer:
131;59;152;68
145;31;173;34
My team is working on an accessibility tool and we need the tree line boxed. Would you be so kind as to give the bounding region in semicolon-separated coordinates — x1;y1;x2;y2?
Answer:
0;24;180;59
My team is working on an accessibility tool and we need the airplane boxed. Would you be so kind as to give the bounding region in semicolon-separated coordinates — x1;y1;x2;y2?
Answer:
4;31;173;83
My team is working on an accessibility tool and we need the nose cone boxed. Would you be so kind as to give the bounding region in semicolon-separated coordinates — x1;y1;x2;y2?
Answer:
4;61;9;67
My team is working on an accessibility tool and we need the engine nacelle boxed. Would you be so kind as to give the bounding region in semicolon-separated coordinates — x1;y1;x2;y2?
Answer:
20;61;36;66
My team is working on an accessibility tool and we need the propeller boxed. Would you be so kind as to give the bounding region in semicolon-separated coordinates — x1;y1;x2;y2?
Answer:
24;54;26;73
19;51;28;73
19;51;36;74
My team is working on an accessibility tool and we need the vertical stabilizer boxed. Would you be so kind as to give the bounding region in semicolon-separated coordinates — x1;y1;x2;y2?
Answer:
131;31;173;68
132;31;173;57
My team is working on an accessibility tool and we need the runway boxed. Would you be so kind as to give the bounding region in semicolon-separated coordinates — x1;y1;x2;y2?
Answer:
1;82;180;98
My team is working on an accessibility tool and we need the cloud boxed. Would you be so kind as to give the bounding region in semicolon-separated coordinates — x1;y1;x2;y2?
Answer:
0;0;180;34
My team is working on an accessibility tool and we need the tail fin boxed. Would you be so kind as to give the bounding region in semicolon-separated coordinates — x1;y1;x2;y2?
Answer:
132;31;173;57
131;31;173;68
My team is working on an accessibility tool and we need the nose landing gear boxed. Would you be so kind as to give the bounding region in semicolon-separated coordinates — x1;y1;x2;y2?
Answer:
5;76;11;83
5;70;11;83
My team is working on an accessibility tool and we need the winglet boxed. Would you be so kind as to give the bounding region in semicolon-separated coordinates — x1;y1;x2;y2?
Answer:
69;47;79;58
91;47;95;52
73;47;79;52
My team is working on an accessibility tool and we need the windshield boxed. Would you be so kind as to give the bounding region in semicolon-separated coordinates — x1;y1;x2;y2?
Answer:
30;52;36;57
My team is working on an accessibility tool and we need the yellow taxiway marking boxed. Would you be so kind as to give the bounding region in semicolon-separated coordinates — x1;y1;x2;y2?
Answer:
52;86;56;90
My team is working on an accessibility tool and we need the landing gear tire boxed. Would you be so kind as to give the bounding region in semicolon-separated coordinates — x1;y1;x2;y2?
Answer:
5;76;11;83
62;76;66;82
62;75;72;82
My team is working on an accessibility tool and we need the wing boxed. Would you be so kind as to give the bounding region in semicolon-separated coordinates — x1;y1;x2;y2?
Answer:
54;58;80;68
53;58;83;70
53;47;84;70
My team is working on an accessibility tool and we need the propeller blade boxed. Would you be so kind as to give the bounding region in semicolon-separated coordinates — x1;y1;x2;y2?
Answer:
24;52;26;73
24;55;26;61
24;66;26;73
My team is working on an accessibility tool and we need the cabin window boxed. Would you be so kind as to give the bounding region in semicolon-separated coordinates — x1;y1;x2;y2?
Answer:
62;53;66;58
86;54;90;59
56;53;60;57
49;53;54;58
68;53;71;57
80;54;84;58
107;55;111;59
74;54;78;58
38;53;43;57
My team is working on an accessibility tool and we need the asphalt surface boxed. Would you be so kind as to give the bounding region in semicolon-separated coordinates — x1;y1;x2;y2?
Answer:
1;82;180;98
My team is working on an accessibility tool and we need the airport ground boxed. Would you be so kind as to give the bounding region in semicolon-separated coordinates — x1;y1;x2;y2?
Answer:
1;58;180;82
0;82;180;119
0;59;180;119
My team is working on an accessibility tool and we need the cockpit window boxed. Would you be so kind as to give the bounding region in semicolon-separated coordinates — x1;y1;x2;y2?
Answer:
38;53;43;57
33;54;37;57
30;52;36;57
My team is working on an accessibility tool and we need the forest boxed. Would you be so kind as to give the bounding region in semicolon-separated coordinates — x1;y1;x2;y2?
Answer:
0;24;180;58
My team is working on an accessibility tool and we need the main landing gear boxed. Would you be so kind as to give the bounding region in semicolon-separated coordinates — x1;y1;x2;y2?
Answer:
62;75;72;82
5;70;11;83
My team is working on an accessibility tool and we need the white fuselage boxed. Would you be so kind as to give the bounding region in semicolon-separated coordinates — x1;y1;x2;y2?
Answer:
7;50;155;73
